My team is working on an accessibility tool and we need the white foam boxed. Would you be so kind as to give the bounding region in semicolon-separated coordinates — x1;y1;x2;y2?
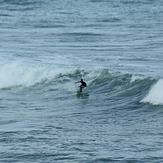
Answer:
0;61;108;92
131;74;147;82
0;61;76;89
141;79;163;105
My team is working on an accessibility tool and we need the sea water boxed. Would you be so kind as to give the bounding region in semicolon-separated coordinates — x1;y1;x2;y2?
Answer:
0;0;163;162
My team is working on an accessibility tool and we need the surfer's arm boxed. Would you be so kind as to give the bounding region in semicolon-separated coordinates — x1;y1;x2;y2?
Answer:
75;81;80;84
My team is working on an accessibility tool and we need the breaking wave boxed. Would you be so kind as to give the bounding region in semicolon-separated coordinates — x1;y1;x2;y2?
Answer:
141;79;163;105
0;61;161;105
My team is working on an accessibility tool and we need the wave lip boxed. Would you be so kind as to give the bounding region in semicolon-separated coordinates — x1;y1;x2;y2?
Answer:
141;79;163;105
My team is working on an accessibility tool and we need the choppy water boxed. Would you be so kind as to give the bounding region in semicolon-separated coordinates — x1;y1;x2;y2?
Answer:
0;0;163;162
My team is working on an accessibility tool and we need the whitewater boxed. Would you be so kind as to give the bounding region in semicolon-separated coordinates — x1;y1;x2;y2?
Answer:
0;0;163;163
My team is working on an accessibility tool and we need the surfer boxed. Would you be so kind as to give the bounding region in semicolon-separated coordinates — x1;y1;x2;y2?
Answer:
75;79;87;92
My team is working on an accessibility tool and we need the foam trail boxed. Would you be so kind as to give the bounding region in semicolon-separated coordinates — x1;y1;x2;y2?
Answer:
141;79;163;105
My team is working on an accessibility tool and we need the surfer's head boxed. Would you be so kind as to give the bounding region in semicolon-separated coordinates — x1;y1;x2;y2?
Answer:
81;79;83;82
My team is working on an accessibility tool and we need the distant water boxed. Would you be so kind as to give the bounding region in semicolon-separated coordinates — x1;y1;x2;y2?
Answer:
0;0;163;162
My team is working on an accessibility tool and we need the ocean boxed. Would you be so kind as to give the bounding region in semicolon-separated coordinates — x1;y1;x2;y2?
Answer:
0;0;163;162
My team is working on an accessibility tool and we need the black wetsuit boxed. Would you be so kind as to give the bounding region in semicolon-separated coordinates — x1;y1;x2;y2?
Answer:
81;81;87;87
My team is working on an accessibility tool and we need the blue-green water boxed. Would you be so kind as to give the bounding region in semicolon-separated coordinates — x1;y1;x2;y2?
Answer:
0;0;163;162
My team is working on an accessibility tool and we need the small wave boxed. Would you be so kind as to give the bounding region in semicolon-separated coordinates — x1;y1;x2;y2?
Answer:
130;74;153;83
97;17;121;23
4;0;42;5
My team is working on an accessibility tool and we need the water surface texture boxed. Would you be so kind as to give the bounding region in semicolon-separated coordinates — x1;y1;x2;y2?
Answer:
0;0;163;162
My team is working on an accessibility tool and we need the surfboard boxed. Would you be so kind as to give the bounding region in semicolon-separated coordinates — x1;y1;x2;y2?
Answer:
77;90;81;94
76;90;89;98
